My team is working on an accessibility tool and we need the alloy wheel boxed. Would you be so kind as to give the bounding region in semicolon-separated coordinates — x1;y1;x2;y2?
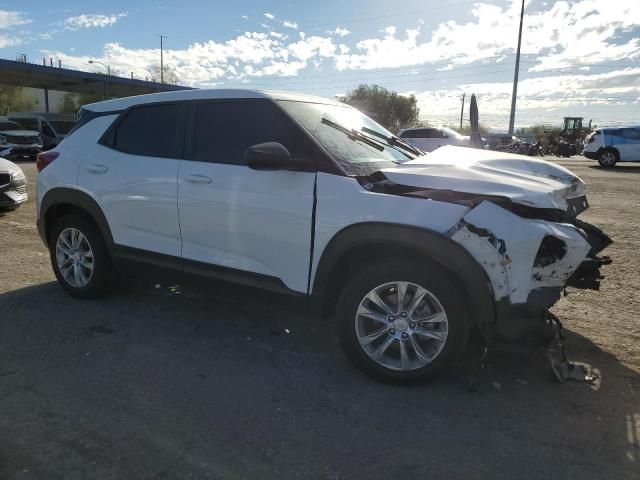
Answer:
354;281;449;371
600;152;616;166
55;227;94;288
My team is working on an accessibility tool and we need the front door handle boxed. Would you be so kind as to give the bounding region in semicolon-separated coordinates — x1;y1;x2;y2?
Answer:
86;164;108;175
184;174;213;185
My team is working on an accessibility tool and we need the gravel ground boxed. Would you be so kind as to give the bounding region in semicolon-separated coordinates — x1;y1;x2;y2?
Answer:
0;158;638;480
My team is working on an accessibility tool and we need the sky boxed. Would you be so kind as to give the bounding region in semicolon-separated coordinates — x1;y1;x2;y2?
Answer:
1;0;639;130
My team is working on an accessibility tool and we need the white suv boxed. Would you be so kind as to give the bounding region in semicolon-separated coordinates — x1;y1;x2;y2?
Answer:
36;89;611;382
583;126;640;167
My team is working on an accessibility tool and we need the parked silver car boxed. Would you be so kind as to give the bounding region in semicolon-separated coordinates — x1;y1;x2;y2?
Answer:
0;157;28;212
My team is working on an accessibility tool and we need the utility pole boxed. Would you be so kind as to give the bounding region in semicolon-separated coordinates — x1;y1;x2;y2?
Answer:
508;0;525;135
158;34;167;83
460;93;466;131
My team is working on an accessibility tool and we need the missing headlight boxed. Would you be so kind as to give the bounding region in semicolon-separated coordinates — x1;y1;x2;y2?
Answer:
534;236;568;267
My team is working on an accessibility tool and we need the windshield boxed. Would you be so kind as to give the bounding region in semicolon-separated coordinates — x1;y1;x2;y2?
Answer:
278;100;417;175
440;127;465;140
49;120;77;135
0;122;23;131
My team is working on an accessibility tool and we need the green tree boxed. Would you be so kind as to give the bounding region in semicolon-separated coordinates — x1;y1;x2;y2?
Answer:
146;64;180;85
58;92;106;114
0;85;37;115
341;84;420;132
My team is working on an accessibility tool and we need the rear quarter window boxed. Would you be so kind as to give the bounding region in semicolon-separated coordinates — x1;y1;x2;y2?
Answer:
112;103;186;158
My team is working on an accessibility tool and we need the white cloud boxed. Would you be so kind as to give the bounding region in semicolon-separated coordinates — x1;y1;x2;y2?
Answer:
62;12;127;31
0;10;32;48
326;27;351;37
283;20;298;30
42;30;337;85
30;0;640;124
409;68;640;128
241;15;249;20
0;10;31;29
334;0;640;72
288;35;336;62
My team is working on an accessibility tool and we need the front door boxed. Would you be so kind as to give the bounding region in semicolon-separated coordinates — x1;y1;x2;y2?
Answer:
178;99;317;293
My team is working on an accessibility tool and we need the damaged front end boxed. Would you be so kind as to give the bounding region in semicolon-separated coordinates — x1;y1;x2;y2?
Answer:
361;156;612;380
446;200;610;383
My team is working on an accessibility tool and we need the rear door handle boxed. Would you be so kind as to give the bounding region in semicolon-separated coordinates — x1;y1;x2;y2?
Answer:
184;174;213;185
86;164;108;175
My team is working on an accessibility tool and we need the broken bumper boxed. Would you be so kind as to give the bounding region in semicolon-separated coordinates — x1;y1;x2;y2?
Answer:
450;200;611;343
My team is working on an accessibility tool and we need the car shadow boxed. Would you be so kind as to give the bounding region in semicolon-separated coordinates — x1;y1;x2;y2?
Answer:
589;164;640;173
0;280;638;479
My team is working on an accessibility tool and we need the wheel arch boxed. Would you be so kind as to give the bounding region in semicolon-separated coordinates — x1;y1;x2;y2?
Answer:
39;187;114;250
312;222;496;333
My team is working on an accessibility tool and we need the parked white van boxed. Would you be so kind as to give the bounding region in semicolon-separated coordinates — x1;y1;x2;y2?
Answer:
8;113;76;150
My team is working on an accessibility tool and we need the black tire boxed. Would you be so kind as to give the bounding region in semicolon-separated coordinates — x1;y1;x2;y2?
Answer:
49;213;118;298
336;259;471;383
598;148;619;168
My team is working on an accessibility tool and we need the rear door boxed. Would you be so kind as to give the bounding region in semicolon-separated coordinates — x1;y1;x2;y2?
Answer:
78;102;186;257
619;128;640;161
177;99;317;293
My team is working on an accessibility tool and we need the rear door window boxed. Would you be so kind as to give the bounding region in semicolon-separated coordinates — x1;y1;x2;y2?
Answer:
113;103;185;158
621;128;640;141
191;100;312;165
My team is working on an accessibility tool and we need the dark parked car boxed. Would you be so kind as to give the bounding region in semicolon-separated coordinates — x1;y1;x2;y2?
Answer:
0;117;43;161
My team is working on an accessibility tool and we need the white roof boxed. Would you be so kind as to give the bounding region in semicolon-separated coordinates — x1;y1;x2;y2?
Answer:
83;88;342;112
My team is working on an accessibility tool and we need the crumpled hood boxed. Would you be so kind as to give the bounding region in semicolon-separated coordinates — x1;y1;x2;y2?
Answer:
381;145;585;210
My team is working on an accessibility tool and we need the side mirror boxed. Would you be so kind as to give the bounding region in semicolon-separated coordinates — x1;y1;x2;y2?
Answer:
245;142;308;171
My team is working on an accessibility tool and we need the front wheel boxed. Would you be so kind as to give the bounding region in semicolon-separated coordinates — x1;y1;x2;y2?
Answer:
336;260;470;383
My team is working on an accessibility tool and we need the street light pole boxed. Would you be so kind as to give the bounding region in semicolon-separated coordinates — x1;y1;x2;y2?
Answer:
88;60;111;100
508;0;525;135
158;34;167;83
88;60;111;75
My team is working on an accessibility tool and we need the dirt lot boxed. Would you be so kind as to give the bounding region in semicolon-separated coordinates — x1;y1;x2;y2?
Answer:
1;158;638;479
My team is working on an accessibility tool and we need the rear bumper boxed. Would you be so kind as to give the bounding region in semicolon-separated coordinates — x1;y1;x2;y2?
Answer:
583;151;598;160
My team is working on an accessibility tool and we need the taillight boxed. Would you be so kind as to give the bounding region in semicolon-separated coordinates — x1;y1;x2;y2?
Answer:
36;151;59;172
588;136;595;143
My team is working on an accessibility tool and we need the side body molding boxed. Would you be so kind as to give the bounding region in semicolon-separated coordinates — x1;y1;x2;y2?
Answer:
312;222;496;331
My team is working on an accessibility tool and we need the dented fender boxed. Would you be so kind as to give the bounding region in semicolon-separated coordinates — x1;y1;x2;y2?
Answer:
449;201;591;305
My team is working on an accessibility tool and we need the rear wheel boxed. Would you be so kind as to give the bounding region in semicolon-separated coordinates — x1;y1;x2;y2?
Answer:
598;148;619;167
50;214;118;298
336;259;470;383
